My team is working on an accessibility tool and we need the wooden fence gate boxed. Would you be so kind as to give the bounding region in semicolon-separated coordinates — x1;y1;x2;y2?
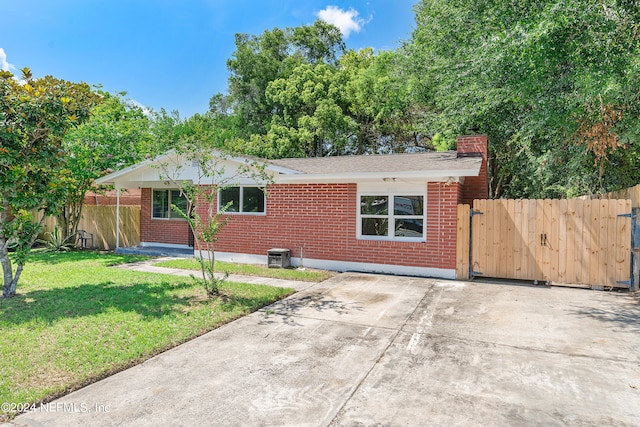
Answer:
457;198;634;289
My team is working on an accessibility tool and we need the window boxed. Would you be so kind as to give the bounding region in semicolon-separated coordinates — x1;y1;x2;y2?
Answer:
152;189;188;219
219;186;265;214
359;194;424;240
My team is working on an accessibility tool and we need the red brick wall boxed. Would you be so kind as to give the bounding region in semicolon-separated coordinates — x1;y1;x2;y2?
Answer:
183;182;462;271
457;135;489;204
140;188;191;246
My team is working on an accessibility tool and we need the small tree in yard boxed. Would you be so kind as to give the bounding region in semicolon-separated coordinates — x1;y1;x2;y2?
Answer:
58;92;153;241
0;68;99;298
160;116;272;297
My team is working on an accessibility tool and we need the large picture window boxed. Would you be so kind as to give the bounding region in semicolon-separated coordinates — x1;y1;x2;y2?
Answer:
219;186;265;214
359;194;424;241
152;189;188;219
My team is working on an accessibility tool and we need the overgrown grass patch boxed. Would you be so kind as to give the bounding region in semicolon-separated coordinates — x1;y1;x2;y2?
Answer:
155;258;335;282
0;251;293;421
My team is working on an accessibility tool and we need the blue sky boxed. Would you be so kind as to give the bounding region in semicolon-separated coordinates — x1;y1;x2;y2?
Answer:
1;0;416;118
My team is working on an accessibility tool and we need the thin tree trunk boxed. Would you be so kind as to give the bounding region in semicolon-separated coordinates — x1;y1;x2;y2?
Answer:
4;263;23;298
1;244;15;298
0;202;14;298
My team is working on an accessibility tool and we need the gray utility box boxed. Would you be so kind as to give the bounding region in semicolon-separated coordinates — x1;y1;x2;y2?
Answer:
268;248;291;269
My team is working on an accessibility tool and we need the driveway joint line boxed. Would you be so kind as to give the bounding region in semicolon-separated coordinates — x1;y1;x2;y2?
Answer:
320;282;439;426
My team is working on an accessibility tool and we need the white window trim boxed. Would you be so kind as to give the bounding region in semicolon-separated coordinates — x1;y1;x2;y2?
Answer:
357;191;426;242
218;186;267;216
151;189;187;221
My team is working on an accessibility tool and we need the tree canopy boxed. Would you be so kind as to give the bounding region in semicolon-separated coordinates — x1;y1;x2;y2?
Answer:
403;0;640;197
0;68;99;297
59;92;154;240
218;3;640;197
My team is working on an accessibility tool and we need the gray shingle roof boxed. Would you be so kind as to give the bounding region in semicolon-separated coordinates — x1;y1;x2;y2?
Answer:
268;151;481;175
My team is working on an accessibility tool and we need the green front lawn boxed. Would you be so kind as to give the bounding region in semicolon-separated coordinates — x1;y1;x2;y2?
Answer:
0;251;293;421
154;258;335;282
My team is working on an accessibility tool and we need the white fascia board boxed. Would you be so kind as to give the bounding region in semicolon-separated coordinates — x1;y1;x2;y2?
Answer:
96;150;291;187
273;168;479;184
95;151;177;185
224;154;303;175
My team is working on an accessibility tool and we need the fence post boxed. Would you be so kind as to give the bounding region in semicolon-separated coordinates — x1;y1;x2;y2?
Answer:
456;204;471;280
632;207;639;292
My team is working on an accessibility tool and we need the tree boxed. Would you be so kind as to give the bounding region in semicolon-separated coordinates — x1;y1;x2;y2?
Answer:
59;92;153;240
158;133;271;297
0;68;99;298
263;62;354;157
226;20;346;138
340;49;418;153
404;0;640;197
238;49;424;159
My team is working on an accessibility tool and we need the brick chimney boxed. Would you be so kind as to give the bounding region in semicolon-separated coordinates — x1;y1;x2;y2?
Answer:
457;135;488;204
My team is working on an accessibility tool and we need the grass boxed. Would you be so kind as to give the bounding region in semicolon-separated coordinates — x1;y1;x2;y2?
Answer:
0;251;294;421
154;258;335;282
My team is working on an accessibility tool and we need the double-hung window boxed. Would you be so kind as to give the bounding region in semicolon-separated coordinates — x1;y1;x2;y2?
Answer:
219;186;265;214
359;194;425;241
152;189;188;219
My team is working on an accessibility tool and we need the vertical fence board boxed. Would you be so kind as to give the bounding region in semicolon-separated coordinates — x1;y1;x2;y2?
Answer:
548;199;560;280
574;200;586;284
513;200;523;279
505;199;519;278
605;201;617;287
471;200;481;275
488;199;499;278
526;200;541;280
564;199;576;284
539;200;549;281
456;204;470;280
597;200;609;287
630;185;640;208
557;199;567;283
580;200;592;285
496;199;513;277
588;201;601;286
615;200;631;287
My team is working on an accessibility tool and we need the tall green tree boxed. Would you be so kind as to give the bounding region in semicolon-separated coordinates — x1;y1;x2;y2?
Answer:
262;62;354;157
0;68;99;298
237;48;422;159
59;92;153;240
226;20;346;138
404;0;640;197
340;49;417;154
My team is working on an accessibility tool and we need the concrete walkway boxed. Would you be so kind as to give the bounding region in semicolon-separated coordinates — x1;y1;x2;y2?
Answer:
113;257;316;291
7;273;640;426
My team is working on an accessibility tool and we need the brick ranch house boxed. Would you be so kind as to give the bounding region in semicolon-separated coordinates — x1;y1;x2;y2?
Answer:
96;135;488;279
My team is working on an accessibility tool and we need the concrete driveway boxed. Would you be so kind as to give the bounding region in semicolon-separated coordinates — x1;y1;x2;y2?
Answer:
10;273;640;426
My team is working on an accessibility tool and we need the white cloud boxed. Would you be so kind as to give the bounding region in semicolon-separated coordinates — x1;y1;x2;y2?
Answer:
0;48;15;72
317;5;365;38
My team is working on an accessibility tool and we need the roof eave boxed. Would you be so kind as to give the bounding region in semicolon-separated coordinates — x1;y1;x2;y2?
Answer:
274;168;480;184
95;151;177;186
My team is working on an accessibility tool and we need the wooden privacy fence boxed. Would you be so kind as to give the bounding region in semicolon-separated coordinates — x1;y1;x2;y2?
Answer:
40;206;140;250
584;183;640;206
457;198;635;289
